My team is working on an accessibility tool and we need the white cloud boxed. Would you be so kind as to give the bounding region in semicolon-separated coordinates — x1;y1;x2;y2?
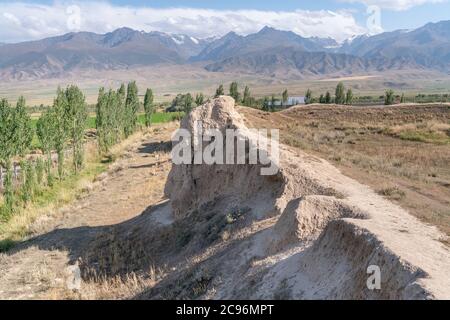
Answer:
0;1;366;43
340;0;445;11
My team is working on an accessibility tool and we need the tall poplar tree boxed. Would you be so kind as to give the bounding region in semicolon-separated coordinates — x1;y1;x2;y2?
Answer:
124;81;139;137
144;88;154;127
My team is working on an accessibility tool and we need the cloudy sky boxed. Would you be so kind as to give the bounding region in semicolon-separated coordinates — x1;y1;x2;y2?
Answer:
0;0;448;43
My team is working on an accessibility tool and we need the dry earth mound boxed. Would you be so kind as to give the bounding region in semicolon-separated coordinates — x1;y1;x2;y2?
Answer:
82;97;450;299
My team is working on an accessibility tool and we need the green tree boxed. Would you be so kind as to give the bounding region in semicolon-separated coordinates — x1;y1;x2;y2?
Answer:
319;94;325;104
95;87;114;153
108;90;121;146
385;89;395;105
116;83;127;139
169;94;194;112
261;97;269;111
124;81;139;137
400;93;405;103
36;108;57;185
0;99;16;165
282;89;289;106
0;99;16;216
144;88;154;128
345;89;353;105
14;97;33;157
184;93;193;113
2;166;14;216
53;88;70;180
215;85;224;98
35;157;45;187
20;160;36;204
195;93;205;106
243;86;251;106
325;91;332;104
270;95;277;111
335;82;346;105
305;89;312;104
229;82;239;101
65;85;88;173
0;98;33;216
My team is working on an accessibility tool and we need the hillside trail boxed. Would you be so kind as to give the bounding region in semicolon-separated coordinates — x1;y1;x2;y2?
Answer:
0;124;175;299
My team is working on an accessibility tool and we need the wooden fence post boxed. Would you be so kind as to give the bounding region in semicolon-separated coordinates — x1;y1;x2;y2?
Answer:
14;163;18;182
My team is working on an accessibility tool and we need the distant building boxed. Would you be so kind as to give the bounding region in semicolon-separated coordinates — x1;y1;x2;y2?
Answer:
287;96;306;106
268;96;306;108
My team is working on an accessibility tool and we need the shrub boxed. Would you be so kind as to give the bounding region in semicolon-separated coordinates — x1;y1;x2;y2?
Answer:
385;90;395;105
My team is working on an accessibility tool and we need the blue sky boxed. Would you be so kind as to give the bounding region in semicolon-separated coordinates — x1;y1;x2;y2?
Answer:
116;0;450;30
0;0;448;43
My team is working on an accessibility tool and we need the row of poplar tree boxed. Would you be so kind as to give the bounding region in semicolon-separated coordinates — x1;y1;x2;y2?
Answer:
0;86;88;218
0;81;154;219
95;82;154;153
214;82;257;107
305;82;354;105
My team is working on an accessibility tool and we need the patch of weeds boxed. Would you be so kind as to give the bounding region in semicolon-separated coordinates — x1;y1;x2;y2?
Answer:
174;224;194;248
202;213;228;245
0;206;12;224
225;206;251;224
321;187;346;199
191;273;213;298
101;153;116;164
330;155;342;162
273;278;292;300
377;186;406;200
388;127;450;144
199;206;252;247
334;126;347;131
281;136;305;149
0;238;16;252
392;160;403;168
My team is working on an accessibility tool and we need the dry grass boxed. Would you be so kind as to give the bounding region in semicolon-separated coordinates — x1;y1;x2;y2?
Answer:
20;262;163;300
377;186;406;200
74;266;165;300
387;121;450;144
240;104;450;241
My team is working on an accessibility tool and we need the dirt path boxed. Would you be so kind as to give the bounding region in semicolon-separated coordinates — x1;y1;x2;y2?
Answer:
0;124;175;300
